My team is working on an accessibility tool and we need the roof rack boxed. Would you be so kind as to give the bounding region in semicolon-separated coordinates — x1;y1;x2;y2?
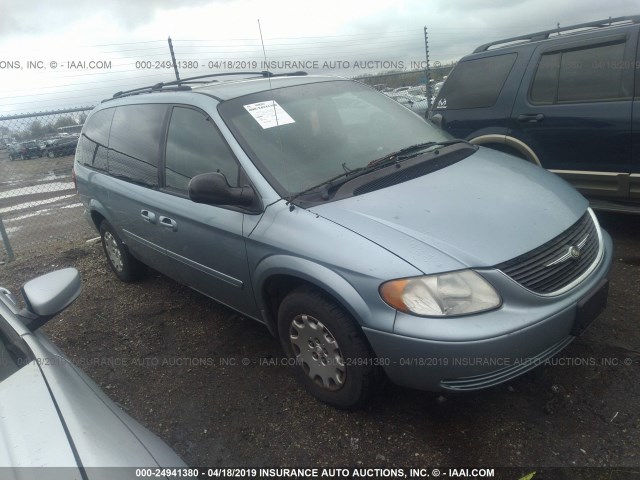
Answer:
473;15;640;53
107;70;308;101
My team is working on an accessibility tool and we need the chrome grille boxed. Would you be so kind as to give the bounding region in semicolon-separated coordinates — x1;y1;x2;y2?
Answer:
495;211;600;295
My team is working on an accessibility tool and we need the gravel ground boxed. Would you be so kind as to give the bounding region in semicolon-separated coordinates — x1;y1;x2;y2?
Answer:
0;211;639;478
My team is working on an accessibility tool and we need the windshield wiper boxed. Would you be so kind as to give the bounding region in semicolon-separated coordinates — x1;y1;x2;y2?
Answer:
366;142;439;168
286;165;371;205
368;139;471;166
286;139;471;205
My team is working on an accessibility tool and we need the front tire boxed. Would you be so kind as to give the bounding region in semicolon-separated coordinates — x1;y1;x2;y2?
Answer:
99;220;146;282
278;286;379;409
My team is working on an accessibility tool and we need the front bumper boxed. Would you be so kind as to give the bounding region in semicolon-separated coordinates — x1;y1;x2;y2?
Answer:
363;230;613;391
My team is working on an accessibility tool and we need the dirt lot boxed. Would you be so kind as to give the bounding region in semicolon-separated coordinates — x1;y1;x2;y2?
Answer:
0;209;639;477
0;150;94;256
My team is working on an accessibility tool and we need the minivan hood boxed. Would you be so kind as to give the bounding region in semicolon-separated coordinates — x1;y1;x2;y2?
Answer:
309;148;588;271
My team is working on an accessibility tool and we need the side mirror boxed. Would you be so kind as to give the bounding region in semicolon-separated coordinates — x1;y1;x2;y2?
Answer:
20;268;82;331
188;172;255;208
430;113;443;128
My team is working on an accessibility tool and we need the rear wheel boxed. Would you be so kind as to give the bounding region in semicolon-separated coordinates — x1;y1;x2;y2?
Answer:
99;220;146;282
278;286;379;409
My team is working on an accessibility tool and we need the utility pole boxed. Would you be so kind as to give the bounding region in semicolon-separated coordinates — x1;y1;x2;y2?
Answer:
168;36;181;83
424;26;432;109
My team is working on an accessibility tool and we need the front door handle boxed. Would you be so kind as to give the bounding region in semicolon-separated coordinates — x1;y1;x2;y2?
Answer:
141;209;156;224
517;113;545;123
159;216;178;232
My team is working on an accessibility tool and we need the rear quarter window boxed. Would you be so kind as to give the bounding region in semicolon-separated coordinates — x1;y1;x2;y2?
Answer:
434;53;517;110
77;108;114;170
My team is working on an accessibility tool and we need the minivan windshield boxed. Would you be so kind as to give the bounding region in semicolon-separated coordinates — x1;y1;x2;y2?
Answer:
218;80;451;195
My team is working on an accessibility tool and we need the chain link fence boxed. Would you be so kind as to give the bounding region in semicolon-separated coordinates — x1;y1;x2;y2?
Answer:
0;107;97;262
354;66;454;117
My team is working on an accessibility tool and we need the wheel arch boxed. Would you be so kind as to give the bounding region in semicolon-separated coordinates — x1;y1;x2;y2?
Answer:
88;200;109;231
469;134;541;166
254;256;378;338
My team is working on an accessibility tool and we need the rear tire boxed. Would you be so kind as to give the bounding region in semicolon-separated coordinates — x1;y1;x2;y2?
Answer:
99;220;146;282
277;286;380;409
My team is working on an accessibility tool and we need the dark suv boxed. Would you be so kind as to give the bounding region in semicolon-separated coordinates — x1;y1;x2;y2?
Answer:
429;16;640;213
9;141;43;160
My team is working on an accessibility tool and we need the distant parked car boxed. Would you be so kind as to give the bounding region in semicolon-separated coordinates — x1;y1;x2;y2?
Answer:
9;141;42;160
430;81;444;104
44;136;79;158
0;269;186;472
387;93;429;116
7;143;18;159
407;86;426;97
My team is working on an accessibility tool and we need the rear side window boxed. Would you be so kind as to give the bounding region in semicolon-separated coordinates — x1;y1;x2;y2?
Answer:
77;108;114;170
108;104;168;187
530;41;629;104
434;53;517;109
164;107;239;192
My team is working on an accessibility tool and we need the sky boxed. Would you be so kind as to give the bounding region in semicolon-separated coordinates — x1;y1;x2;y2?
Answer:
0;0;638;115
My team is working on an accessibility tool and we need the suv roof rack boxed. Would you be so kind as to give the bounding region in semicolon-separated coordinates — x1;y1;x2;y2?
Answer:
473;15;640;53
107;70;308;101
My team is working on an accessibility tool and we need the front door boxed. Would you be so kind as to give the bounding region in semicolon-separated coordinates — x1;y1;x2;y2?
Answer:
511;30;638;199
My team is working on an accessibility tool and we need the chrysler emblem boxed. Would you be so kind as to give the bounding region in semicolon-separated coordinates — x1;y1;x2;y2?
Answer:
545;234;589;267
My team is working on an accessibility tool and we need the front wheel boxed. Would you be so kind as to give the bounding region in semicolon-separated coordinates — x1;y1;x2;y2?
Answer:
278;286;380;409
99;220;146;282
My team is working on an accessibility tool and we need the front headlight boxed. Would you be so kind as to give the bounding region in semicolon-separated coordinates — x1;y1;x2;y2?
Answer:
379;270;501;317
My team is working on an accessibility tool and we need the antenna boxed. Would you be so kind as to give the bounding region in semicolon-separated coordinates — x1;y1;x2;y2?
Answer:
257;19;291;210
168;36;181;83
257;19;278;124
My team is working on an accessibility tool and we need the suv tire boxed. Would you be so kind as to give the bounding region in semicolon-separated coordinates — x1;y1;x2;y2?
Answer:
277;286;379;409
99;220;146;282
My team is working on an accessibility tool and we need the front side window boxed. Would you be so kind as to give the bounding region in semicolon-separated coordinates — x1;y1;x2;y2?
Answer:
219;80;450;194
530;41;628;104
434;53;517;110
165;107;239;192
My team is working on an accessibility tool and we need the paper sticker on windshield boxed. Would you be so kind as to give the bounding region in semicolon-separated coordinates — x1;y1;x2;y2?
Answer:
243;100;295;129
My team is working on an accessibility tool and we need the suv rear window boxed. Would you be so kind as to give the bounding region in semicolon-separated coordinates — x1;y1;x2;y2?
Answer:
530;41;629;104
434;53;517;109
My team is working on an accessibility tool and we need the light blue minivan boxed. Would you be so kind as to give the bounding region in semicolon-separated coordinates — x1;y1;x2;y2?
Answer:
74;73;612;408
